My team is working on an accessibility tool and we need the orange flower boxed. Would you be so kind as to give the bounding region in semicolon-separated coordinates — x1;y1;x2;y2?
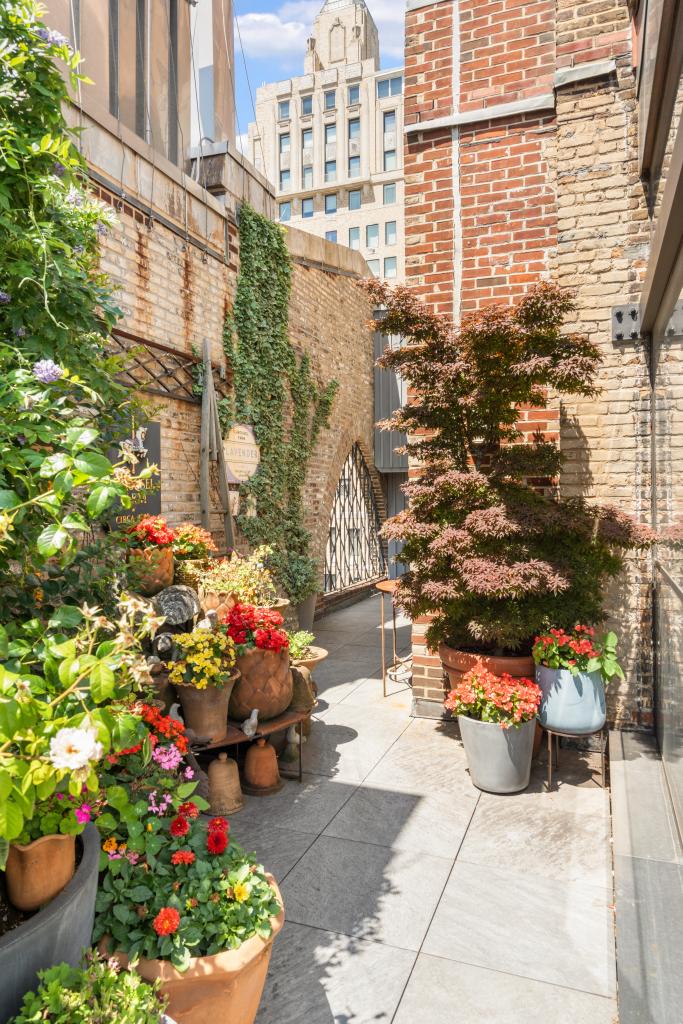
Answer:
153;907;180;936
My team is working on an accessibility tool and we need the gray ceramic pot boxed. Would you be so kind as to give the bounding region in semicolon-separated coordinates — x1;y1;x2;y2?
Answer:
296;594;317;632
458;715;536;794
536;666;606;735
0;823;99;1023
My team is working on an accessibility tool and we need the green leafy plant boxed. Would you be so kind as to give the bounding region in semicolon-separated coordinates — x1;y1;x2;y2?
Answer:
287;631;315;661
368;279;654;653
8;951;167;1024
226;205;338;604
0;1;148;620
200;546;278;606
0;597;161;863
94;811;281;973
532;625;625;682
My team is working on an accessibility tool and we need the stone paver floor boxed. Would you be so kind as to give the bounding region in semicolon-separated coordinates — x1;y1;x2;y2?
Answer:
232;595;617;1024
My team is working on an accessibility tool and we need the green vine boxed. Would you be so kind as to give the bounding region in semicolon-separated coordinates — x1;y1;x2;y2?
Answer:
225;204;338;603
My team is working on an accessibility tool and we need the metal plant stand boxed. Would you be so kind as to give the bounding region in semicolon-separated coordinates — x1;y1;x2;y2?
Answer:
376;579;412;698
546;726;608;792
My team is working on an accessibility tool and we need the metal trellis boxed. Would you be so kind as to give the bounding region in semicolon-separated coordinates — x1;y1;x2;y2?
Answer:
323;444;385;594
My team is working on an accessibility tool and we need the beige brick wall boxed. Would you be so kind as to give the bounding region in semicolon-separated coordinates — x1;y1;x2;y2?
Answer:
72;96;376;585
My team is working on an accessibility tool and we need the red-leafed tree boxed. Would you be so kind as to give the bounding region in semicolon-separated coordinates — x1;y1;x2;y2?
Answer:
364;279;652;654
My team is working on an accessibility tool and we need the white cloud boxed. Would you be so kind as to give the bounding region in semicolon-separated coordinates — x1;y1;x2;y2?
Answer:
236;1;405;65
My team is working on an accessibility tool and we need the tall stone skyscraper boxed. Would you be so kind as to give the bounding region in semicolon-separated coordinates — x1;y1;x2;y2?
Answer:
248;0;404;282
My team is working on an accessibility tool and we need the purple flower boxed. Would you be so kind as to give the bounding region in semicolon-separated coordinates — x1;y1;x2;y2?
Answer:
0;292;11;305
96;221;107;237
73;244;84;255
16;434;27;445
32;359;63;383
152;744;183;772
56;793;64;801
147;789;173;816
74;804;91;824
13;326;26;337
183;766;195;781
65;186;83;207
52;162;65;178
36;26;70;47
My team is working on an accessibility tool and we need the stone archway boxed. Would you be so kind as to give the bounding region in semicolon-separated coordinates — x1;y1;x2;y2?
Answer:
323;442;386;594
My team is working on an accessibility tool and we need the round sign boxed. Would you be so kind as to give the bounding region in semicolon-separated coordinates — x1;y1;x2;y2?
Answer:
224;424;261;483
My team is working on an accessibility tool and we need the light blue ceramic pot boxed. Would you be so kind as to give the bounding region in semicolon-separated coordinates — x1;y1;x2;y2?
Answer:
536;666;606;734
458;715;536;794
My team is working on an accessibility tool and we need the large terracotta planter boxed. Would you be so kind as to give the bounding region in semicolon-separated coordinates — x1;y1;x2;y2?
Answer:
292;646;328;673
439;644;535;689
177;673;238;743
230;648;293;721
111;878;284;1024
0;825;99;1023
6;832;76;912
129;546;174;596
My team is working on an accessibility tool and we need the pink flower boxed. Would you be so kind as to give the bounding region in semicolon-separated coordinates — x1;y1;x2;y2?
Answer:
75;804;92;824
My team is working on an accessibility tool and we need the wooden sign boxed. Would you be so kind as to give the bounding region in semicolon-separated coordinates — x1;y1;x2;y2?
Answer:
224;424;260;484
111;422;162;529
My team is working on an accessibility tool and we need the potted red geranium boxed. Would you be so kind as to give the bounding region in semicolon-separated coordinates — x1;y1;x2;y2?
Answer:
445;667;542;793
221;604;292;721
532;625;623;735
127;515;176;596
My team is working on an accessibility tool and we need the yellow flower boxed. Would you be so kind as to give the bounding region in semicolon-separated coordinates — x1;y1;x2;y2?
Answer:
102;838;118;853
147;823;154;832
233;882;250;903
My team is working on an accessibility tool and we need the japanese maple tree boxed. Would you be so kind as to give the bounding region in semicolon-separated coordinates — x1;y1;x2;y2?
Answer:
365;279;652;654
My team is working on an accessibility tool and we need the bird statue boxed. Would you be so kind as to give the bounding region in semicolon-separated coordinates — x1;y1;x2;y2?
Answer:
169;702;184;724
241;709;259;739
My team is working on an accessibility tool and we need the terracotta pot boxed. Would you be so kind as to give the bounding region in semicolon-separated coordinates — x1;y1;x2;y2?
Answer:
175;559;208;589
110;878;284;1024
198;586;238;620
243;738;282;795
149;668;176;714
292;646;328;673
6;833;76;912
129;546;174;597
230;648;293;721
439;644;535;690
178;673;239;743
209;753;244;815
265;598;290;613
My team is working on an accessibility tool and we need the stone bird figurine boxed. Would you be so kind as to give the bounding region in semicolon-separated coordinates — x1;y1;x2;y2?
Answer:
241;709;259;738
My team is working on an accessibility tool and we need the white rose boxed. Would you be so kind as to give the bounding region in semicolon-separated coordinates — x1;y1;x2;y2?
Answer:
49;727;104;771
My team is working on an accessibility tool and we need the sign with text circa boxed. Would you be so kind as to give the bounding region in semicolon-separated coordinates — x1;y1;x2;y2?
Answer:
111;422;162;528
224;424;261;484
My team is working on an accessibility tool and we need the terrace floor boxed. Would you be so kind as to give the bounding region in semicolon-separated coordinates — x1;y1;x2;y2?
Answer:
232;595;617;1024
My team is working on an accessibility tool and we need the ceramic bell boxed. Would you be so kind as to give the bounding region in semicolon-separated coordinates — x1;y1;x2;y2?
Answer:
243;738;283;795
208;753;244;815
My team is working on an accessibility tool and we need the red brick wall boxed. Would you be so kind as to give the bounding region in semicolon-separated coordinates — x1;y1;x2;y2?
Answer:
404;0;651;727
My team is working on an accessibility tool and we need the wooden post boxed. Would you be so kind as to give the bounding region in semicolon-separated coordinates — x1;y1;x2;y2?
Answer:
200;340;212;531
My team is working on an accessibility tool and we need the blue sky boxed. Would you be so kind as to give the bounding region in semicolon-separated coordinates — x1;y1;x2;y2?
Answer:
233;1;405;145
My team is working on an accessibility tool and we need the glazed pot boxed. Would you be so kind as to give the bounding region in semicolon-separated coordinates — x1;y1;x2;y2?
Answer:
458;715;536;794
536;666;606;735
230;648;293;721
296;594;317;632
129;546;174;597
109;878;284;1024
177;673;238;743
6;832;76;912
0;825;99;1022
292;646;328;673
440;644;535;690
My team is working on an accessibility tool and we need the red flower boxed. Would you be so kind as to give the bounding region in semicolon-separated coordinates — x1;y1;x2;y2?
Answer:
171;849;196;866
179;802;199;820
207;830;228;855
208;816;229;833
170;816;189;838
153;907;180;936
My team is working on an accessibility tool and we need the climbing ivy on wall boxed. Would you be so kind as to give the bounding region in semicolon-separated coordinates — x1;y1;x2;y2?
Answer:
225;203;338;603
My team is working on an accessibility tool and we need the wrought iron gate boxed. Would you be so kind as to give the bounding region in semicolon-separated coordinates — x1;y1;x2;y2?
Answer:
323;444;386;594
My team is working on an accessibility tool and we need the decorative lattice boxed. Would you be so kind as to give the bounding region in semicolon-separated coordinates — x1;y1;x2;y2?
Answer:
108;330;230;404
323;443;386;594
